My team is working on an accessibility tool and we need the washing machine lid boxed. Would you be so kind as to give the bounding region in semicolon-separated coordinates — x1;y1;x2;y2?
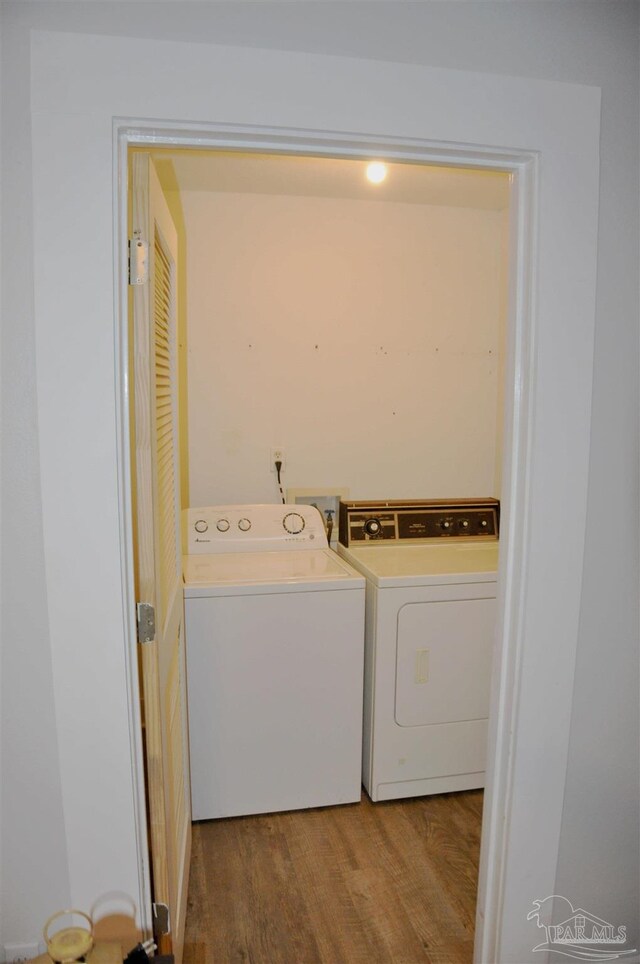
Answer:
339;541;498;588
183;548;365;597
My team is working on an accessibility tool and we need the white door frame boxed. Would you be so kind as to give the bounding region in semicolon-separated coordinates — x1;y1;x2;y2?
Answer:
115;121;537;960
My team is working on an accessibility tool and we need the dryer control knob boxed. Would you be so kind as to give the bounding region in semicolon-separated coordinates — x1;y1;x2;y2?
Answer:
364;518;382;536
216;519;230;532
441;521;452;530
238;518;251;531
194;520;209;533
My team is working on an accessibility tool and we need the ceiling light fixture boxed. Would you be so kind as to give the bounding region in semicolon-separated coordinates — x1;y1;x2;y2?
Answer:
366;161;387;184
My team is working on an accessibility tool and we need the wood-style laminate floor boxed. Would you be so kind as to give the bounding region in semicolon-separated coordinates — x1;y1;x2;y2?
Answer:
183;789;483;964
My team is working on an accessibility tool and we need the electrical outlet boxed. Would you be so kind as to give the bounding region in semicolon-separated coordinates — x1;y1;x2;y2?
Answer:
270;448;286;473
4;941;42;962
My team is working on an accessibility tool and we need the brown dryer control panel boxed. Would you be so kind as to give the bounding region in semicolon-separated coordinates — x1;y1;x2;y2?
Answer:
339;498;499;546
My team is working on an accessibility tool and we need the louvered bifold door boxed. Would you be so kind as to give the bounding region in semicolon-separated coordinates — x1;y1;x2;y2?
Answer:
131;152;191;964
153;231;180;627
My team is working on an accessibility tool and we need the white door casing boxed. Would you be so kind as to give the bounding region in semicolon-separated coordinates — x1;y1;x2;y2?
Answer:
29;31;600;962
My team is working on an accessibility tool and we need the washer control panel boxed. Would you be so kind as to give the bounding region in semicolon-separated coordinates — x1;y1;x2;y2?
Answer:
339;499;499;546
184;504;327;554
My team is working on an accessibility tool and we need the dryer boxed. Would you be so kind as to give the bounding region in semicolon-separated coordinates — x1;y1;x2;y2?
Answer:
183;503;365;821
338;499;499;802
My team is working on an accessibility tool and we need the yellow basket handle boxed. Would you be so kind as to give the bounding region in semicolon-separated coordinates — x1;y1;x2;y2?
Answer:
43;909;94;963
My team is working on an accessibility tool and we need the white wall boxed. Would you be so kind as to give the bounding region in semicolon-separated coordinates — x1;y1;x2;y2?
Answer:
182;187;507;506
0;6;72;950
0;3;636;961
18;30;604;964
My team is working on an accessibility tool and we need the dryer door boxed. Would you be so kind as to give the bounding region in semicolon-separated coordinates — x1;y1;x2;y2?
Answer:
395;596;496;727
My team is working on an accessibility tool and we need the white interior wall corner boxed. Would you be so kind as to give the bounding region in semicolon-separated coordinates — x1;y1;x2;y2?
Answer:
0;10;73;950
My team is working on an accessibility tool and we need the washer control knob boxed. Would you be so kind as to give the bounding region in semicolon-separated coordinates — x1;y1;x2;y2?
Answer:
480;520;488;528
441;520;451;530
364;518;382;536
238;518;251;531
460;520;469;529
194;519;208;533
283;512;305;534
216;519;230;532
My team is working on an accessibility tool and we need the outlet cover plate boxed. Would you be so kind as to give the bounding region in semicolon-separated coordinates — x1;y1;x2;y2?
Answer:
270;448;286;473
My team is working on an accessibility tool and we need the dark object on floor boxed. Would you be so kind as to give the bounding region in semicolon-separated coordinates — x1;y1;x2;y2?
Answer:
123;944;173;964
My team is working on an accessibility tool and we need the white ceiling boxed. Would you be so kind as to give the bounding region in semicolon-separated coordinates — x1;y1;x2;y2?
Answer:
153;149;511;211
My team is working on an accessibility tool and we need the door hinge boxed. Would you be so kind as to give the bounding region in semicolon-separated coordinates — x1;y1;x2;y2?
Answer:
136;602;156;644
129;238;149;285
152;901;171;938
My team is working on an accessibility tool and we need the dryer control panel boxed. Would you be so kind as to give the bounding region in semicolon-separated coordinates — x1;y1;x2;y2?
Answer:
339;499;499;546
184;503;329;553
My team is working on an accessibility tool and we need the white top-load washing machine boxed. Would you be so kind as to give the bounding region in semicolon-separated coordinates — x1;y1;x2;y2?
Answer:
183;503;365;821
338;499;499;802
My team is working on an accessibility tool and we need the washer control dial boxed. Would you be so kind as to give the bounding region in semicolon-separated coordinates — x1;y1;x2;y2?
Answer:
216;519;230;532
238;518;251;532
283;512;305;534
364;518;383;537
194;519;208;534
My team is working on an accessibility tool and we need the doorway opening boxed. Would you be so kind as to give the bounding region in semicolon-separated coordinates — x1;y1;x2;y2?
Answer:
120;126;535;964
